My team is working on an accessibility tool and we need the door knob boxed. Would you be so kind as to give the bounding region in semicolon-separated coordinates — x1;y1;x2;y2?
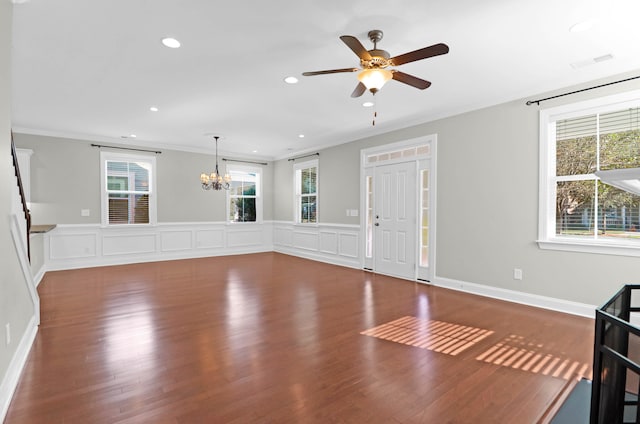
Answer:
375;223;379;226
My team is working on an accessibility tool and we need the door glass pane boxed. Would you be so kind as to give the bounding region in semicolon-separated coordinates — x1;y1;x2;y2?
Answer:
420;170;429;267
366;176;373;258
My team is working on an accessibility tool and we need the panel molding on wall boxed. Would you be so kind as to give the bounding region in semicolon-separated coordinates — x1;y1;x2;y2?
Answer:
41;221;360;271
273;222;360;269
44;222;274;271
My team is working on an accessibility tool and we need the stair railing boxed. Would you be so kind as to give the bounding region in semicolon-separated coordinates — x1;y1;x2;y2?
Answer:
10;134;31;261
591;284;640;423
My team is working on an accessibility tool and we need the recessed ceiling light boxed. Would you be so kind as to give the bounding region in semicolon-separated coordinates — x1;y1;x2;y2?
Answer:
149;106;159;112
569;20;594;33
298;134;305;138
129;134;137;138
284;76;299;84
161;37;181;48
252;150;258;153
363;102;375;108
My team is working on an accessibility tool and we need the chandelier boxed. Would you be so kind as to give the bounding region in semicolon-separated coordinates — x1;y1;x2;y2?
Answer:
200;136;231;190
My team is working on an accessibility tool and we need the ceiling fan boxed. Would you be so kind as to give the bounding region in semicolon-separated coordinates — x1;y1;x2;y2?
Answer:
302;30;449;97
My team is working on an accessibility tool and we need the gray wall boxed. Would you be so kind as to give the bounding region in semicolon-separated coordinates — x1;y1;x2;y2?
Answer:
0;0;36;402
14;134;274;224
273;71;640;306
272;144;363;225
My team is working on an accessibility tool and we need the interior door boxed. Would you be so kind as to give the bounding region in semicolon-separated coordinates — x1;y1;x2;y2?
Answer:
374;161;417;279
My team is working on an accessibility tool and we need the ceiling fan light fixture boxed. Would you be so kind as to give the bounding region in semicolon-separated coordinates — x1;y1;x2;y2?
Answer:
358;68;393;93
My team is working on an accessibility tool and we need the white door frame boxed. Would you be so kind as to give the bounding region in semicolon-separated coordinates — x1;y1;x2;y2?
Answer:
359;135;437;282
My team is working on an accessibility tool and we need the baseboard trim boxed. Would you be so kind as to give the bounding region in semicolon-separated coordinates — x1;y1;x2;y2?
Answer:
33;267;45;287
432;276;596;318
0;315;38;422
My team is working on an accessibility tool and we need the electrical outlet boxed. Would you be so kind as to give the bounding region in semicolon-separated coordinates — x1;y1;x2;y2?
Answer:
513;268;523;280
5;323;10;346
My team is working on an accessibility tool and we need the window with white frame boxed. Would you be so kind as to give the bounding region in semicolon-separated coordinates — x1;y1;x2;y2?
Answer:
100;151;157;225
294;159;318;223
539;90;640;254
227;166;262;223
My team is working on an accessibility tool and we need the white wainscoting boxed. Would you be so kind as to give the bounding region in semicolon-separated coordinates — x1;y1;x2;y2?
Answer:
273;222;361;269
44;222;274;271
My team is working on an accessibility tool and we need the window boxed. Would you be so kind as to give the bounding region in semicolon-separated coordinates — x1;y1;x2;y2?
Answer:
100;151;157;225
294;159;318;223
539;90;640;255
227;166;262;223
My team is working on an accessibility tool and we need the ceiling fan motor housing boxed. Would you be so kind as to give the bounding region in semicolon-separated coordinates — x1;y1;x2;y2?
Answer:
363;49;390;68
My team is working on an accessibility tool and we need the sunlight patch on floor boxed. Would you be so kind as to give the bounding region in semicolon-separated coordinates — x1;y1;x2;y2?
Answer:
361;316;494;356
475;334;590;380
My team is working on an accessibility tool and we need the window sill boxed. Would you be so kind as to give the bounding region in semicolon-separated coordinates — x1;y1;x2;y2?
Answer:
537;238;640;257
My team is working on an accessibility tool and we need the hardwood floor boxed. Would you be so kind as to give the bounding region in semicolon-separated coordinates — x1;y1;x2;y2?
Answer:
5;253;593;423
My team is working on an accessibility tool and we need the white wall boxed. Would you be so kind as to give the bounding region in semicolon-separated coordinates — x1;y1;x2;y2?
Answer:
0;2;38;420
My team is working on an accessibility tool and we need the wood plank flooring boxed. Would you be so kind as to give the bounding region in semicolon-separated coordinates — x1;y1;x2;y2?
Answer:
4;253;594;423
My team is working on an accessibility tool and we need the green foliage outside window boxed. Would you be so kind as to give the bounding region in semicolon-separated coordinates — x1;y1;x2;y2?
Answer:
556;119;640;237
229;171;258;222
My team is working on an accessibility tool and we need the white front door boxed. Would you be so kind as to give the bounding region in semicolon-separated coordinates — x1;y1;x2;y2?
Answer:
374;161;417;279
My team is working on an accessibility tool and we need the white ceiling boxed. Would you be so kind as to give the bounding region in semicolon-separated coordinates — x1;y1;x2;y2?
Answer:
10;0;640;160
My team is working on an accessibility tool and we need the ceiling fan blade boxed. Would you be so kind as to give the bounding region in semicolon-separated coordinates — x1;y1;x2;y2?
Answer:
302;68;359;76
390;43;449;66
351;82;367;98
339;35;372;61
392;71;432;90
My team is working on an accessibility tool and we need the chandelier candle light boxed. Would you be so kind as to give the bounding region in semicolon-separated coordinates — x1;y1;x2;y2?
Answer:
200;136;231;190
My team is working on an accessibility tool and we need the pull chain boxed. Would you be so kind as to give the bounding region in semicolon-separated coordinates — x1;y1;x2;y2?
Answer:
372;94;378;126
